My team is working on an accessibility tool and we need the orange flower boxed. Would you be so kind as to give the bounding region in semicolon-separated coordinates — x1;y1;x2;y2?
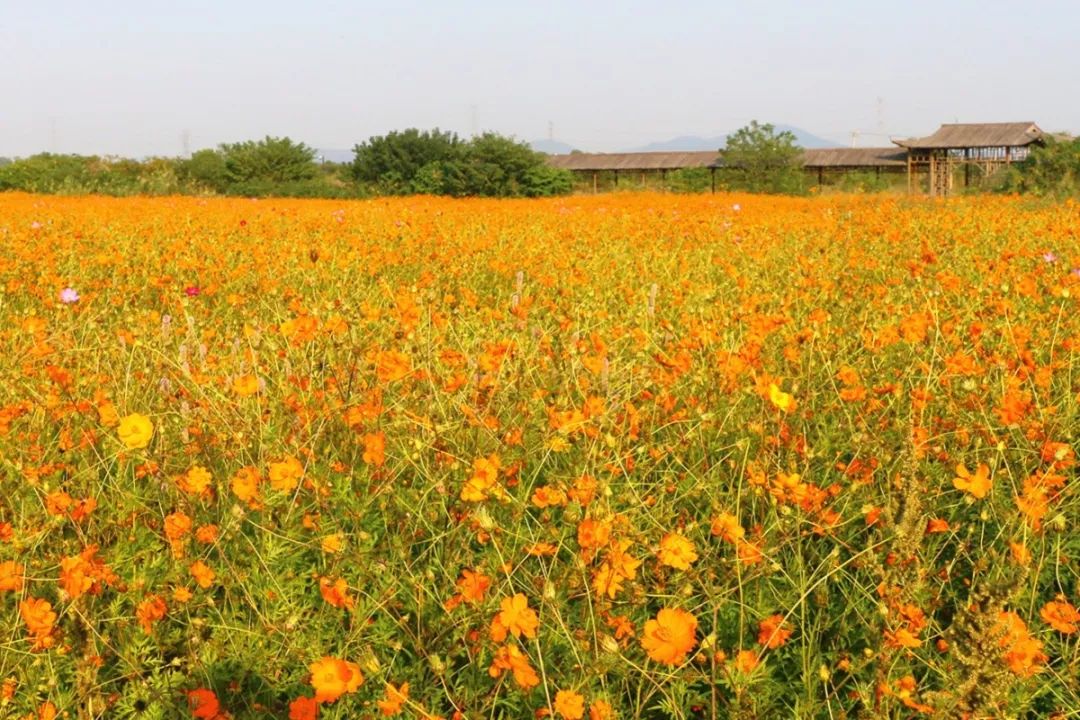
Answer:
588;699;614;720
996;611;1046;677
269;455;305;493
231;466;263;507
0;560;25;592
488;643;540;689
953;463;992;499
757;614;792;649
656;532;697;570
178;465;214;496
189;560;216;589
20;597;57;649
362;432;386;467
553;689;585;720
309;657;364;704
491;593;539;642
1040;599;1080;634
232;374;260;397
733;649;759;674
289;696;319;720
641;607;697;666
461;453;502;502
446;568;491;609
187;688;221;719
136;594;167;634
319;577;355;610
375;350;412;383
710;513;745;543
377;682;409;716
117;413;154;449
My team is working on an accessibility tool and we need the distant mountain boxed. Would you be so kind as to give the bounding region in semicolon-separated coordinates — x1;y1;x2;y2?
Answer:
530;139;578;155
316;148;354;164
631;125;838;152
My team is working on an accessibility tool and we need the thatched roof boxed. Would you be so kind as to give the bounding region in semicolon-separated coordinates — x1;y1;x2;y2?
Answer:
544;147;906;172
893;122;1043;149
802;148;906;168
545;151;721;171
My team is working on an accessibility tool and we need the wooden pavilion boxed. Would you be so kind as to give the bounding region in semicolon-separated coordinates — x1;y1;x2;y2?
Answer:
892;122;1044;196
545;147;907;192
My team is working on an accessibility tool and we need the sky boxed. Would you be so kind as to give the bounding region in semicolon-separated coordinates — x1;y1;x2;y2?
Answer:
1;0;1077;157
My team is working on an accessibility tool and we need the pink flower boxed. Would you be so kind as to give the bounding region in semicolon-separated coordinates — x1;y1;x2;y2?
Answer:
59;288;80;304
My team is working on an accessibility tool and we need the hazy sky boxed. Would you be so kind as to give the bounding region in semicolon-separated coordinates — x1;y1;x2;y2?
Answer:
2;0;1077;157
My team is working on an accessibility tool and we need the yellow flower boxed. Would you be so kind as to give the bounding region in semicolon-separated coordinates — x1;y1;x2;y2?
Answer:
117;413;154;449
321;533;344;554
768;384;794;413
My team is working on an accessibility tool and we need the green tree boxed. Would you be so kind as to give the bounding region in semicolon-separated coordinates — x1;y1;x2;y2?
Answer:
999;136;1080;198
449;133;571;197
721;121;805;194
219;136;318;187
178;149;229;193
350;128;463;193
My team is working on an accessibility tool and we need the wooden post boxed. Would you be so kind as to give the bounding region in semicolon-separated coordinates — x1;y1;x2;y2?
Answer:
710;167;716;193
817;167;824;185
613;170;618;188
906;152;912;194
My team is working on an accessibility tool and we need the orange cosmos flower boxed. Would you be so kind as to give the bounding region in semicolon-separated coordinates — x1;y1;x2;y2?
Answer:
1040;599;1080;634
588;699;614;720
461;453;502;502
117;413;154;449
641;607;697;666
0;560;25;592
20;597;57;649
757;614;792;649
232;374;260;397
377;682;409;716
733;649;760;674
187;688;221;719
491;593;539;642
450;568;491;607
375;350;412;383
362;432;386;467
488;643;540;689
953;463;992;499
657;532;697;570
178;465;214;496
309;657;364;703
553;689;585;720
189;561;215;589
231;466;263;507
319;577;355;611
996;611;1046;677
136;594;167;634
269;455;304;493
289;696;319;720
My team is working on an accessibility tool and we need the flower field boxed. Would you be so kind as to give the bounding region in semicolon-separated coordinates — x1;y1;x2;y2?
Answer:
1;191;1079;719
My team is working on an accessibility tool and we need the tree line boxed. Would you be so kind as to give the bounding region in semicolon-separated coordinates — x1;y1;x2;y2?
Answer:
1;123;1075;198
0;131;574;199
